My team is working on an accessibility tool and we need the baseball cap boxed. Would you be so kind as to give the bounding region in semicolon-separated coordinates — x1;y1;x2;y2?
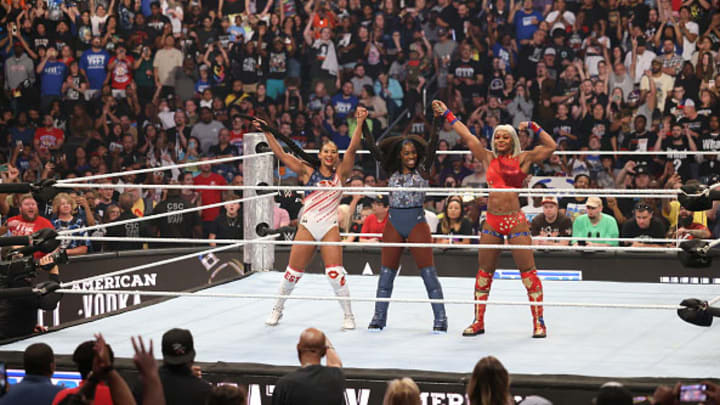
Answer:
586;196;602;209
518;396;553;405
636;37;647;47
544;47;556;56
541;196;558;205
652;56;663;65
683;98;695;108
437;27;448;36
595;382;633;405
373;194;389;205
162;328;196;365
634;161;649;175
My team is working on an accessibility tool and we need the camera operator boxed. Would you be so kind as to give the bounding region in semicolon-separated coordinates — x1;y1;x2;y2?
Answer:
0;253;62;340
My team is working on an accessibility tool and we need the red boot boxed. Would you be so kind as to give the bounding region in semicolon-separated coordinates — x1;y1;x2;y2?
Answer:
522;269;546;338
463;269;493;336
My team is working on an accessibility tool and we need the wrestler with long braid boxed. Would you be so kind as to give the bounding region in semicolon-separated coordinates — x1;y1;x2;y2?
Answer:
432;100;556;338
251;108;367;330
362;109;448;332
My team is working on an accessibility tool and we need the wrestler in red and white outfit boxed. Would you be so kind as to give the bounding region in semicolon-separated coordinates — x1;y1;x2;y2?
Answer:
432;100;557;338
253;109;367;330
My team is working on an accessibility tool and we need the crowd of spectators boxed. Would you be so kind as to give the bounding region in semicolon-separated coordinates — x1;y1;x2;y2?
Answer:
0;0;719;254
2;327;720;404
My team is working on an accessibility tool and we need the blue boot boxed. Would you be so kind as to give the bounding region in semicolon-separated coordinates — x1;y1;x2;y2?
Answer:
420;266;448;332
368;267;398;331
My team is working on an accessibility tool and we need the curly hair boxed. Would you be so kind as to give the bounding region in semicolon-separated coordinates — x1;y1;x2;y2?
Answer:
378;135;429;174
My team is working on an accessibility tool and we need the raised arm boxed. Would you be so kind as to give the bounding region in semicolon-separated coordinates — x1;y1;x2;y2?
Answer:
252;119;312;181
432;100;492;164
359;118;384;167
519;121;557;164
337;107;367;180
246;115;321;168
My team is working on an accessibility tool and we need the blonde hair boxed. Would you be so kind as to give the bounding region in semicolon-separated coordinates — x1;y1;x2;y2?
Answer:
337;204;352;232
52;193;76;216
383;378;421;405
490;124;521;157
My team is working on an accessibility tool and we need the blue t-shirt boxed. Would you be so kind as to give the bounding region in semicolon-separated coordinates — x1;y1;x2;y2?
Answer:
513;10;543;41
330;94;358;120
10;127;35;146
51;215;91;250
79;49;110;90
41;61;67;96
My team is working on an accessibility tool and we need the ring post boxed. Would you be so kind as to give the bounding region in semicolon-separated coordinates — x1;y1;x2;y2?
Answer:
243;132;274;272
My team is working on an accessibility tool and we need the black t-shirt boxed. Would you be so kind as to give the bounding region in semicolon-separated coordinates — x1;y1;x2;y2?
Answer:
146;14;171;39
449;59;482;101
278;190;304;220
517;44;544;80
272;365;345;405
579;116;612;149
436;217;473;239
104;211;144;251
530;213;573;237
151;196;201;243
620;216;667;243
678;116;708;137
699;131;720;152
209;211;243;239
549;117;578;147
268;50;288;80
662;137;693;180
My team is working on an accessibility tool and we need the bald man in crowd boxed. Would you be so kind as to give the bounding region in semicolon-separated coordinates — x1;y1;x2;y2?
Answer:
271;328;344;405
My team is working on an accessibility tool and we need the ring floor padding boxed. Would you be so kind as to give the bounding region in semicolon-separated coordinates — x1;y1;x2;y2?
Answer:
2;272;718;378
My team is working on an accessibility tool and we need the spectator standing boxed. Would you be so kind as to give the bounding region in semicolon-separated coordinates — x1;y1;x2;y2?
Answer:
36;47;67;111
330;82;358;122
150;187;202;247
6;194;54;237
0;344;63;404
510;0;543;46
571;197;620;246
50;193;91;256
154;35;184;98
272;328;344;405
5;41;36;113
191;108;225;155
79;36;111;99
104;192;143;251
531;196;572;245
194;157;228;236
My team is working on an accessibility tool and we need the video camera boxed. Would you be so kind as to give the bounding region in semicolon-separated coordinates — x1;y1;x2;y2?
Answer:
0;229;68;289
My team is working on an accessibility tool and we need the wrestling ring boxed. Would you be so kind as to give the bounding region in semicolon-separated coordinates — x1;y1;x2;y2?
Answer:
0;134;719;405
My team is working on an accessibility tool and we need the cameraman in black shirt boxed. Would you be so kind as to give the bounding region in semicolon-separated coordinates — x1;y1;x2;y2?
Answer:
0;253;62;340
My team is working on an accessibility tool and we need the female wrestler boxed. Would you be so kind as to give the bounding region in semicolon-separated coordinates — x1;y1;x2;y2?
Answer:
431;100;556;338
251;108;367;330
362;109;447;332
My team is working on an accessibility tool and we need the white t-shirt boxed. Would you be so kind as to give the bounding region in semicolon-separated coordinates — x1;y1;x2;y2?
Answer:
624;49;657;84
682;21;699;61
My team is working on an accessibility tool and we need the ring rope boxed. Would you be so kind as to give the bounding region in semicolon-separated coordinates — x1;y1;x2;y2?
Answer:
57;234;704;245
55;183;683;196
51;288;686;311
54;236;683;252
56;153;273;184
58;193;276;236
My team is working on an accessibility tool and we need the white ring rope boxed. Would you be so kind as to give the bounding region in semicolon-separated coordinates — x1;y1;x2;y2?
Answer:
306;149;720;156
57;234;704;245
51;288;686;311
58;193;276;236
56;183;683;198
55;236;683;252
56;153;273;184
59;241;247;288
